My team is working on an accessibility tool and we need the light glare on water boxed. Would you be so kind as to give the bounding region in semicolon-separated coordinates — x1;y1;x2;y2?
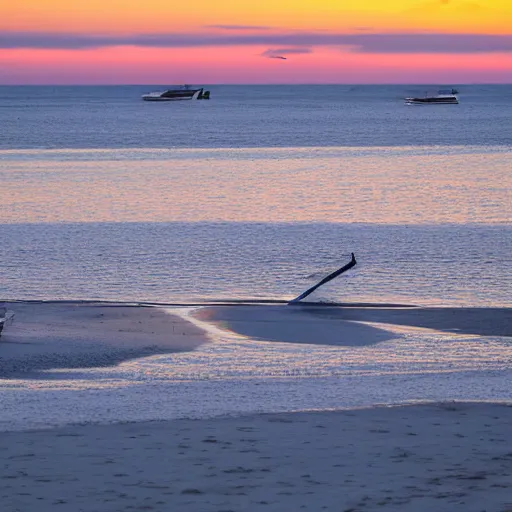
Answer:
1;146;511;224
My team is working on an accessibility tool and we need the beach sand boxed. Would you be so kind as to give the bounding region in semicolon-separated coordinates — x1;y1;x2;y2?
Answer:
1;403;511;512
2;302;511;378
194;304;512;343
0;303;209;377
1;302;511;511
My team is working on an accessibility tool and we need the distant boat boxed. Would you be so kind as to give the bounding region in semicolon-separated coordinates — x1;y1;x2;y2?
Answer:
405;89;459;105
142;85;210;102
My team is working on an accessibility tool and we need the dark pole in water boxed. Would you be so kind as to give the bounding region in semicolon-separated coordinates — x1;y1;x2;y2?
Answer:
288;253;357;304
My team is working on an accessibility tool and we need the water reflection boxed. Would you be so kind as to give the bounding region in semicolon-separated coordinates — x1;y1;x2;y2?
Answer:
2;146;511;224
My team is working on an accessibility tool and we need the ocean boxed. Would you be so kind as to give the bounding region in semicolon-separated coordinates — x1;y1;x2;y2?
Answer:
1;84;511;305
1;85;511;429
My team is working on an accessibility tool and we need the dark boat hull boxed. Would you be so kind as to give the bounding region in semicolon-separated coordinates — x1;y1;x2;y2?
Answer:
142;87;210;101
405;96;459;105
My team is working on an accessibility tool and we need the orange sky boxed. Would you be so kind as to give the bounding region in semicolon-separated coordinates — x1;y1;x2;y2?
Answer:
1;0;511;83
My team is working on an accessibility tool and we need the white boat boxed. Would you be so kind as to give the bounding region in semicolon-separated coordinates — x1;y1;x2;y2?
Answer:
142;85;210;102
405;89;459;105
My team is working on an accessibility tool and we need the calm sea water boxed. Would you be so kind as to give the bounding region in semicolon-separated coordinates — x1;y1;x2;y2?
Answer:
1;85;511;305
1;85;512;428
2;84;512;149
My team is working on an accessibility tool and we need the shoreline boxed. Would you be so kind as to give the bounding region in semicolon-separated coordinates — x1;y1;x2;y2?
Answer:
2;300;511;378
2;402;511;511
2;399;511;434
2;298;420;307
1;301;511;434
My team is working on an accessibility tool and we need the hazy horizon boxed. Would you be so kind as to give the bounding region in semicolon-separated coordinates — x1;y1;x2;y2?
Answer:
2;82;511;86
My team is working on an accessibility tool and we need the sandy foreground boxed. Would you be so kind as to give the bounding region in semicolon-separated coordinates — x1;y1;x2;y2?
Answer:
1;403;511;512
1;302;512;511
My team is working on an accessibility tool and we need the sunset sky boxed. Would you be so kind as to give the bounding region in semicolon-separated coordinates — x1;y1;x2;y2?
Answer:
1;0;511;84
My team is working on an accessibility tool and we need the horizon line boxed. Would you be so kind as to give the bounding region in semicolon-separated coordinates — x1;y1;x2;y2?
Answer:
1;82;511;87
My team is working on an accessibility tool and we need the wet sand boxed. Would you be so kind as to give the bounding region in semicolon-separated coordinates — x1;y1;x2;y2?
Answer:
0;303;208;377
194;303;512;346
